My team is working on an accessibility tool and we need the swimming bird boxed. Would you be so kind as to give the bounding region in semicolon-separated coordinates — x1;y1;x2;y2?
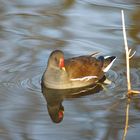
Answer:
41;50;116;89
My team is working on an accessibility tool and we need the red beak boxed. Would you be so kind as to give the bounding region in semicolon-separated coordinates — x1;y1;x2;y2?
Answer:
59;58;66;71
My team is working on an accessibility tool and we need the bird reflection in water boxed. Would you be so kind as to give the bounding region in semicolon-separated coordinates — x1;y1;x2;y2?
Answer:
41;76;106;123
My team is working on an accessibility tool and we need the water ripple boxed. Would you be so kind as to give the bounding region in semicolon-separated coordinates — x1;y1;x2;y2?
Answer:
1;63;140;97
20;73;41;92
106;67;140;92
0;64;42;93
0;0;140;139
84;0;136;9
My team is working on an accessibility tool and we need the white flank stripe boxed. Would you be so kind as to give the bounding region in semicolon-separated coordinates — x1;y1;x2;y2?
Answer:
70;76;97;82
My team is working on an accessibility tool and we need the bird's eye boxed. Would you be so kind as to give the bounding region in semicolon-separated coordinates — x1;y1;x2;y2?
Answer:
54;57;58;63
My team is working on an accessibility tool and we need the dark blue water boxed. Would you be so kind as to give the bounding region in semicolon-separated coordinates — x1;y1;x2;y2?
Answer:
0;0;140;140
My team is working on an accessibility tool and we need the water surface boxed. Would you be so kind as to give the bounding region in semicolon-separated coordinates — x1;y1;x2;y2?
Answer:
0;0;140;140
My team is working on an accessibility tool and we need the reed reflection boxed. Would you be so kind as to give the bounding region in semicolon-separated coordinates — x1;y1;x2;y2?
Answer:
41;77;105;123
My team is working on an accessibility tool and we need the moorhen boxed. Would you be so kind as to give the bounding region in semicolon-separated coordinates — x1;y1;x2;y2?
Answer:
42;50;116;89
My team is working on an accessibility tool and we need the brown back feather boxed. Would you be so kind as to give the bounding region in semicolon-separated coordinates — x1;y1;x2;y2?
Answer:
64;56;104;80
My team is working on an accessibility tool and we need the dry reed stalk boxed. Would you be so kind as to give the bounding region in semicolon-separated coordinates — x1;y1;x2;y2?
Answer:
121;10;140;140
121;10;140;95
121;10;131;91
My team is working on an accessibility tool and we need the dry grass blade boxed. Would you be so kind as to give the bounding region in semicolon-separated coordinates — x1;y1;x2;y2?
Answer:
129;51;136;59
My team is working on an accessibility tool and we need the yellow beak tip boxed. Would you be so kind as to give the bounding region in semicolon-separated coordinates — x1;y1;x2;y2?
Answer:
62;67;66;71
